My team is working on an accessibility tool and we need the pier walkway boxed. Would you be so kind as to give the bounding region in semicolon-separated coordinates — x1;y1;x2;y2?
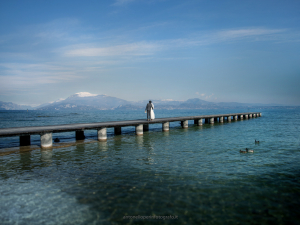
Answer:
0;112;261;148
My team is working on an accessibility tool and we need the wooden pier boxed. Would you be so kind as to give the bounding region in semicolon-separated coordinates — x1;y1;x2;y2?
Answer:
0;112;261;148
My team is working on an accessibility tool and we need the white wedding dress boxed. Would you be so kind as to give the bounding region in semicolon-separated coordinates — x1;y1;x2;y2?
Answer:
150;109;155;120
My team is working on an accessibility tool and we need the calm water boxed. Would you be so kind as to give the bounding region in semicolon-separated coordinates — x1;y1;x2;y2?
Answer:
0;108;300;224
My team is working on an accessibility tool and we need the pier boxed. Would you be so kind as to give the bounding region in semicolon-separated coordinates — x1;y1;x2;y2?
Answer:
0;112;261;148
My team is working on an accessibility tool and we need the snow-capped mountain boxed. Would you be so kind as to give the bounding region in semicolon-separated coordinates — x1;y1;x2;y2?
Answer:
37;92;130;110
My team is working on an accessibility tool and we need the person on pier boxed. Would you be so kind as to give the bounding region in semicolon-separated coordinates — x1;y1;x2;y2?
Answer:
145;100;155;121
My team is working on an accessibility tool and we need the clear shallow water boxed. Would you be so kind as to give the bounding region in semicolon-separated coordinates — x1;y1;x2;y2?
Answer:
0;108;300;224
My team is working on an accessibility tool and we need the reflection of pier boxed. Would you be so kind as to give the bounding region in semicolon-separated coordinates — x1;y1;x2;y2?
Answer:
0;112;261;148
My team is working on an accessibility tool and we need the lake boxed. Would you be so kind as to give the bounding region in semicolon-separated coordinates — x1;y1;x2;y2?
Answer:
0;108;300;224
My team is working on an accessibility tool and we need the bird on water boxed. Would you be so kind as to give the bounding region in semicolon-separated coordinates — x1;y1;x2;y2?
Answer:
240;148;254;153
246;148;254;153
255;139;260;143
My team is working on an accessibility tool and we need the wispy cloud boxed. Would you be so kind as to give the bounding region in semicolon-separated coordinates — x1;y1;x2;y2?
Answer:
170;28;287;48
196;92;216;100
63;42;161;57
217;28;284;39
0;63;81;92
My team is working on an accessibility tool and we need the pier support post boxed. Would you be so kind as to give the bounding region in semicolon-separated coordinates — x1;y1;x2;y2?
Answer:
162;122;169;131
253;113;257;117
259;113;262;117
249;114;252;118
136;124;143;135
234;115;238;121
209;118;214;124
114;127;122;135
143;124;149;132
220;117;224;123
97;128;107;141
227;116;231;122
197;119;203;126
182;120;188;128
20;135;30;146
40;132;52;148
239;115;243;120
245;114;248;119
76;130;85;140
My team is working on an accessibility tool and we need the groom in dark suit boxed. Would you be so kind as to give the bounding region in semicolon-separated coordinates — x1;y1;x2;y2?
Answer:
145;100;154;121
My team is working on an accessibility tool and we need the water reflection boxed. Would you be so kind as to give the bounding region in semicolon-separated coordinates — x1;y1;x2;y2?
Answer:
163;130;170;137
136;135;144;147
97;141;108;151
41;149;53;162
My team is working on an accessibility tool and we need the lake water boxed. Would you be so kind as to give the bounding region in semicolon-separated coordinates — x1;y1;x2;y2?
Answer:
0;108;300;224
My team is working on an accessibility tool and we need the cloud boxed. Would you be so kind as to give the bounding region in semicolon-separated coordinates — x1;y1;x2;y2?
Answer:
172;28;287;48
196;92;215;100
0;63;81;92
63;42;161;57
76;92;98;97
196;92;206;97
62;28;286;58
217;28;284;40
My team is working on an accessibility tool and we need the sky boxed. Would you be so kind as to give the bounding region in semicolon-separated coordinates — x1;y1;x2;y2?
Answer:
0;0;300;106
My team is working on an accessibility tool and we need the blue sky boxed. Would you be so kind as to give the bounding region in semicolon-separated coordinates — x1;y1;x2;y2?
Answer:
0;0;299;106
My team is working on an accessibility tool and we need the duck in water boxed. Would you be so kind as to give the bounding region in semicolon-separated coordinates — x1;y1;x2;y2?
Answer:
240;148;254;153
246;148;254;153
255;139;259;143
240;149;247;153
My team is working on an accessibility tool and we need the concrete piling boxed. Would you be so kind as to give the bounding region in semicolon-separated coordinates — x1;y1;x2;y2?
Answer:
197;119;203;126
182;120;188;128
209;118;214;124
162;122;169;131
40;132;52;148
97;128;107;141
135;124;143;135
220;117;224;123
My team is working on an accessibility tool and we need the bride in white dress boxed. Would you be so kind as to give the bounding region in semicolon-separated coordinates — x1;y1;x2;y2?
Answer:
150;108;155;120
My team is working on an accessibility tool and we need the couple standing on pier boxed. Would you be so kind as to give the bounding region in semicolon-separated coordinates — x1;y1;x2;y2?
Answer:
145;101;155;121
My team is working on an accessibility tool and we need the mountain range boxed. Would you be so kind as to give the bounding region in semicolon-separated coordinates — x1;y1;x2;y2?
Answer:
0;92;285;111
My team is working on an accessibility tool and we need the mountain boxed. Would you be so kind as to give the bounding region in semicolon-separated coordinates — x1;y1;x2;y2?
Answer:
37;92;130;110
1;92;287;111
0;101;34;110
